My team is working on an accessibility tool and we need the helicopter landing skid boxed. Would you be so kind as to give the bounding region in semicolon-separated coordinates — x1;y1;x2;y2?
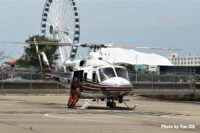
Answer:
80;99;93;109
79;99;137;110
123;99;137;110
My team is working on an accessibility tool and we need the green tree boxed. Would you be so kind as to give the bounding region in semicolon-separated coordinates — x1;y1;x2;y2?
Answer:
16;35;59;69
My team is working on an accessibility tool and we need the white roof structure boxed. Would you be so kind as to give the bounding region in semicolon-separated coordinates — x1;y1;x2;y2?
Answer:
101;48;173;66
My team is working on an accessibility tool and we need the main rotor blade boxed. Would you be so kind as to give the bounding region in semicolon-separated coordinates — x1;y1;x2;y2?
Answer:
1;41;181;51
112;44;181;51
0;41;112;48
0;41;27;44
0;41;81;46
135;46;182;51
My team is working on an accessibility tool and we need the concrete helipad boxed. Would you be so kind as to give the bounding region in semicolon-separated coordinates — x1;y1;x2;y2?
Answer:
0;95;199;133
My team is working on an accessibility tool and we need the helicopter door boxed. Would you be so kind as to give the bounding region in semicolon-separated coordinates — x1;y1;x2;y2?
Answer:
92;71;100;83
92;72;96;83
73;70;84;82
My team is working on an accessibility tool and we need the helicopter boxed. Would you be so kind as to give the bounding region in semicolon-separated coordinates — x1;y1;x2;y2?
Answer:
60;43;134;109
39;42;134;109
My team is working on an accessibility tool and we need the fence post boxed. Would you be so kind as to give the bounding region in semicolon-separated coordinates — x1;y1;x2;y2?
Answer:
30;67;32;94
173;74;175;89
57;81;59;95
135;71;138;82
151;72;154;89
191;79;196;99
1;69;3;95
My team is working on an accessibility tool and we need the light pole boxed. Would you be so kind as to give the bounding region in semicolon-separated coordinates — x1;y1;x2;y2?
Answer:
1;69;3;94
135;55;138;82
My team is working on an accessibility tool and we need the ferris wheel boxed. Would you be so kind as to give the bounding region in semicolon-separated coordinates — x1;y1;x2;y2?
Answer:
40;0;80;61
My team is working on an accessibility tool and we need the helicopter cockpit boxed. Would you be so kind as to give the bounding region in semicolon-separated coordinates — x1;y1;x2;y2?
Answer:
98;66;129;82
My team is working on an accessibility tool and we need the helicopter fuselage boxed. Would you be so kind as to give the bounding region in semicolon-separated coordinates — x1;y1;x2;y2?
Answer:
65;50;134;106
72;65;133;100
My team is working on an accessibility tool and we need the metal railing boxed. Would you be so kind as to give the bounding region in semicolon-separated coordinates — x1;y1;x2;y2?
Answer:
0;68;68;94
128;72;199;96
0;67;200;95
129;72;199;83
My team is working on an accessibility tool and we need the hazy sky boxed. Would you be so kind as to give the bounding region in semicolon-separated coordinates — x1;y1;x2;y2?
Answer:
0;0;200;58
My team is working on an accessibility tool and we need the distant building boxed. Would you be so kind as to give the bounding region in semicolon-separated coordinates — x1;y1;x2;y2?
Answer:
101;48;173;72
168;53;200;66
100;48;173;72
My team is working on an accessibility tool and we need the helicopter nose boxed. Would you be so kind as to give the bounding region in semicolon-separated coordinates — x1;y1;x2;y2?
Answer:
101;77;132;86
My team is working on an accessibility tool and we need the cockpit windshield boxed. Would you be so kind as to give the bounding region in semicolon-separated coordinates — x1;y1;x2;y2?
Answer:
115;67;129;80
98;67;129;82
98;67;116;81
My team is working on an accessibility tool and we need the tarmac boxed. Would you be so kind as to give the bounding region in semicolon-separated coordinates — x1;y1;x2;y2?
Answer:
0;95;200;133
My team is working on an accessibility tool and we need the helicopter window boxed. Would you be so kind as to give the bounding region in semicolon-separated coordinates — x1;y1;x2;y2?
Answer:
92;72;96;82
98;67;116;81
84;73;87;81
115;67;129;80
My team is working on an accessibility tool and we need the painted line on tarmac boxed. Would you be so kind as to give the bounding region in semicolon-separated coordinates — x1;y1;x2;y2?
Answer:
44;113;141;125
44;112;168;125
127;114;179;124
161;115;200;122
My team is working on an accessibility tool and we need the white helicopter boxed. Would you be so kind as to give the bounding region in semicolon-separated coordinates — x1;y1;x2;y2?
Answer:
61;43;134;109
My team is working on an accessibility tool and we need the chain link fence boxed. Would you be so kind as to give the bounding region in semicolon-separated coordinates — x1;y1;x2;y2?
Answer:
0;67;68;95
1;67;200;98
129;71;200;90
128;71;200;100
129;72;200;83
